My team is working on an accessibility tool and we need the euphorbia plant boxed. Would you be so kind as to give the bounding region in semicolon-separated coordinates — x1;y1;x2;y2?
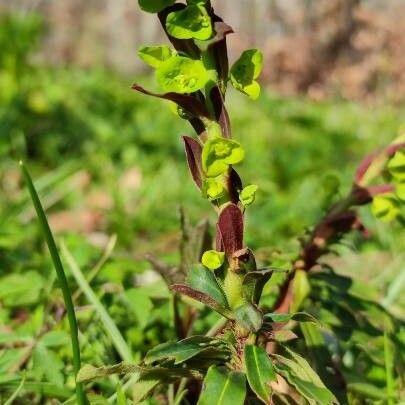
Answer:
77;1;405;403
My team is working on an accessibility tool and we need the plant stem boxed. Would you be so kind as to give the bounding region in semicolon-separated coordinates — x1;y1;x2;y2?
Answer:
20;161;87;405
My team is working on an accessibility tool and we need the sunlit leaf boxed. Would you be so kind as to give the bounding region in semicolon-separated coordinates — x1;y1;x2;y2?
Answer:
387;150;405;181
263;312;318;324
156;56;209;93
138;45;174;68
198;366;246;405
230;49;263;100
202;137;245;177
203;179;226;201
201;250;225;270
371;195;399;222
239;184;258;206
244;345;276;404
166;4;213;41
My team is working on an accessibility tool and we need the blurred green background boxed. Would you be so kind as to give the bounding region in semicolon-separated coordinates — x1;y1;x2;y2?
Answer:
0;2;404;403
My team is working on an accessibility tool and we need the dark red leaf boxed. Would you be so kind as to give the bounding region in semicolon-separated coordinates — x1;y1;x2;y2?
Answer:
210;86;231;138
227;168;242;204
132;84;210;119
170;284;232;318
217;203;244;258
183;136;203;189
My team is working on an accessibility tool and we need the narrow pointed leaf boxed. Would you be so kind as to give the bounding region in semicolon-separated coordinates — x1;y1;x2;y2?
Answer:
217;204;243;258
273;347;337;405
188;264;229;309
198;366;246;405
132;84;210;119
19;162;86;405
242;269;273;304
183;136;203;188
244;345;276;404
171;284;233;318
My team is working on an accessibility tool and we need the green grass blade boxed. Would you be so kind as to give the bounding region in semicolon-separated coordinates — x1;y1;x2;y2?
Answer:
384;328;395;405
19;161;87;405
4;373;26;405
60;240;132;362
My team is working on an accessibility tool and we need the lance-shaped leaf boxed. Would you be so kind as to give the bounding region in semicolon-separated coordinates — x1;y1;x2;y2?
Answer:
244;345;276;404
138;45;174;68
230;49;263;100
183;136;203;188
217;203;243;258
242;268;273;304
273;347;338;405
198;366;246;405
166;4;213;41
171;284;232;318
156;56;209;94
145;336;229;365
132;84;210;119
158;4;201;58
264;312;318;324
138;0;175;13
188;264;229;308
77;363;139;383
234;303;263;333
210;86;231;138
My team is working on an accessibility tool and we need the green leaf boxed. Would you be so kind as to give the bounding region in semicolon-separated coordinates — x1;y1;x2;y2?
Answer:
138;45;174;68
40;331;70;348
188;264;229;308
230;49;263;100
166;4;213;40
138;0;175;13
132;379;159;404
32;343;64;387
239;184;258;206
198;366;246;405
145;336;228;365
371;195;399;222
156;56;209;93
244;345;276;404
234;303;263;333
201;250;225;270
0;271;43;307
202;137;245;177
242;268;273;304
273;347;337;405
264;312;318;324
387;150;405;181
203;179;226;201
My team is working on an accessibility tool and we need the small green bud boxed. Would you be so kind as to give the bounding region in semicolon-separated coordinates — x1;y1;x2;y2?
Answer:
202;137;245;177
388;150;405;181
371;195;399;222
201;250;225;270
239;184;258;206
